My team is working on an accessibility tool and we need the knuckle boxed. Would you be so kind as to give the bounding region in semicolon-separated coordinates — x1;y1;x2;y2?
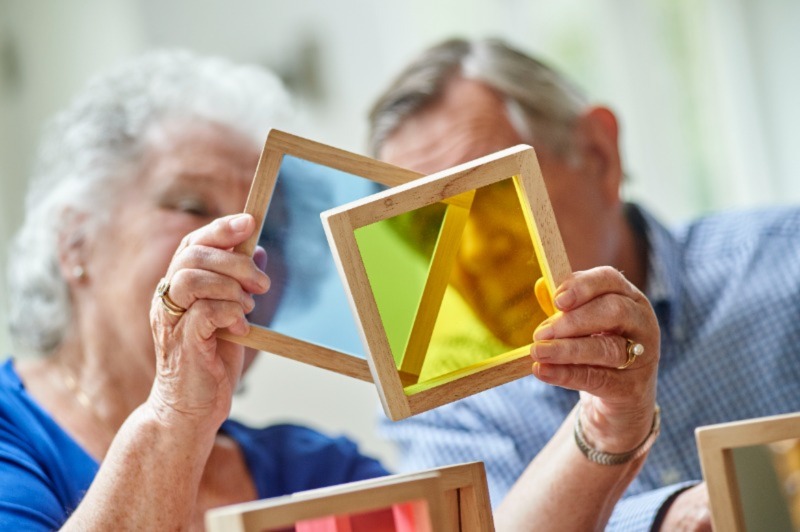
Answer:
213;217;230;233
170;268;189;287
605;296;626;320
599;335;624;366
532;340;555;362
168;270;198;303
190;299;211;315
178;233;193;252
182;244;212;267
550;313;570;337
210;301;240;325
596;265;620;282
581;367;612;393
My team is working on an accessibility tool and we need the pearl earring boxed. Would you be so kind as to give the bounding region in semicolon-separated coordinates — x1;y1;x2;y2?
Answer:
72;265;86;279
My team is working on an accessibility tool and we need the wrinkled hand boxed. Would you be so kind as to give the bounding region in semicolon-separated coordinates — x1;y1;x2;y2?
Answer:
658;484;713;531
149;213;270;432
531;266;660;453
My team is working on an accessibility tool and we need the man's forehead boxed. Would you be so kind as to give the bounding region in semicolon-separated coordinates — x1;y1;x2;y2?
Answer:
380;79;523;173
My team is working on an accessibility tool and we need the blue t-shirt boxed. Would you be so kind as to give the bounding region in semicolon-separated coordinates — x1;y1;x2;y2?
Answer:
0;359;388;529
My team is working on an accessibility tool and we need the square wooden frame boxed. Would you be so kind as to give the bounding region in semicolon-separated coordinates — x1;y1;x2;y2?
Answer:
696;411;800;531
322;145;571;420
218;129;428;382
205;462;494;532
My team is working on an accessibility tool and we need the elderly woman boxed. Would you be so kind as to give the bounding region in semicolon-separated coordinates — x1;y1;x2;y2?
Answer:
1;51;387;530
1;50;660;531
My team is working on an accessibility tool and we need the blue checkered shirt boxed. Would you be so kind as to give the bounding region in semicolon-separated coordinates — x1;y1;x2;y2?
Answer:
379;204;800;530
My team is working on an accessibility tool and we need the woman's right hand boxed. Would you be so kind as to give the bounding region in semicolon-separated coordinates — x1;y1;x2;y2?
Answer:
531;266;660;454
148;213;270;433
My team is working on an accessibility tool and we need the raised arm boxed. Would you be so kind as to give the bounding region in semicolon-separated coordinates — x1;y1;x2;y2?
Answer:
496;266;660;531
62;214;268;530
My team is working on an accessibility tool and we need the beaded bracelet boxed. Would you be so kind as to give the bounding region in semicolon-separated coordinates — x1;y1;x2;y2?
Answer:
574;403;661;466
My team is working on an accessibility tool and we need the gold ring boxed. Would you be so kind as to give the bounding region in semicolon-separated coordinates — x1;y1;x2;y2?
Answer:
156;278;187;317
618;339;645;370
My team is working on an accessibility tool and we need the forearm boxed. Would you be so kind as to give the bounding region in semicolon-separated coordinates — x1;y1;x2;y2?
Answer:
62;402;217;530
495;410;647;532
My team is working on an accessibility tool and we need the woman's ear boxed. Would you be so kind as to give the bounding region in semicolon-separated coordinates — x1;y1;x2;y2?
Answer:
575;106;623;204
57;208;90;286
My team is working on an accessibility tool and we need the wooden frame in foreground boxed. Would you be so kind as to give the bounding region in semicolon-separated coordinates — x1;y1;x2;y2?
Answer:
696;411;800;531
218;129;427;382
205;462;494;532
322;146;571;420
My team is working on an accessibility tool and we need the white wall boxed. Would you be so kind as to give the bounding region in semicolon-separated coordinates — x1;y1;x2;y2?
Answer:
2;0;799;470
0;0;145;371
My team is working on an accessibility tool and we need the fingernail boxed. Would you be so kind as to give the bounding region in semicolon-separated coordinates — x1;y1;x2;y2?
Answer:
243;294;256;312
533;362;553;378
253;246;268;271
230;214;250;232
258;273;271;292
531;342;550;361
554;289;575;310
534;323;554;341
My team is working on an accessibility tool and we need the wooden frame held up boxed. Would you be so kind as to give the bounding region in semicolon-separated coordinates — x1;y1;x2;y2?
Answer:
205;462;494;532
696;411;800;531
219;129;427;382
322;146;571;420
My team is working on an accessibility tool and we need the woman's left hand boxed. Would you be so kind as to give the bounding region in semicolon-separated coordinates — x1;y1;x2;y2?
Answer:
530;266;660;453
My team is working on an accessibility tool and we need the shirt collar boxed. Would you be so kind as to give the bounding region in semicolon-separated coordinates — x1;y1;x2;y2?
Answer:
626;203;686;342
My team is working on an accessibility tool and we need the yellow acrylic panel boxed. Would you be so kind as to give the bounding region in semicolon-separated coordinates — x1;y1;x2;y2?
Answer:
354;177;549;391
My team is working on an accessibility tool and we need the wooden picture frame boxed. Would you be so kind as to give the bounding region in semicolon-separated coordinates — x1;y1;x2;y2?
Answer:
322;146;571;420
696;411;800;531
205;462;494;532
219;129;426;382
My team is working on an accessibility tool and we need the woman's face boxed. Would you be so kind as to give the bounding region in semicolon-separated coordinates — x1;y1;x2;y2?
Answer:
77;119;261;373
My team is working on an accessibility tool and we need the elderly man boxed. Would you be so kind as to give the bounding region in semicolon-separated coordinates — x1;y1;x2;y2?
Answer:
370;37;800;530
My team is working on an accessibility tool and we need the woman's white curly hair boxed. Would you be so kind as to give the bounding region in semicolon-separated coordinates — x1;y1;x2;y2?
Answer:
7;49;295;356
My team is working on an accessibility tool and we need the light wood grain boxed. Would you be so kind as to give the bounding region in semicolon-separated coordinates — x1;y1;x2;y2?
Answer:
267;130;469;208
218;326;372;382
234;146;283;256
267;129;423;187
696;411;800;531
206;472;445;532
430;462;495;532
328;147;529;230
515;150;571;291
205;462;493;532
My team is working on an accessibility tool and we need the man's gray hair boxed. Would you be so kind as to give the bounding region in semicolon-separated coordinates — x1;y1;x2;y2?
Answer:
368;38;589;159
7;50;293;356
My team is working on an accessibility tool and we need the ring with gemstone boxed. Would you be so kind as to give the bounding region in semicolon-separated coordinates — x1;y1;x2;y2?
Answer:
618;339;645;370
156;278;187;317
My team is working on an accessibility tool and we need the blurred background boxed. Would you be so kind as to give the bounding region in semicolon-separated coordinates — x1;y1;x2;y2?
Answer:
1;0;798;468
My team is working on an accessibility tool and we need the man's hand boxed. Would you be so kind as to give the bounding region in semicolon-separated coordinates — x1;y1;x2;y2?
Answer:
658;483;713;531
